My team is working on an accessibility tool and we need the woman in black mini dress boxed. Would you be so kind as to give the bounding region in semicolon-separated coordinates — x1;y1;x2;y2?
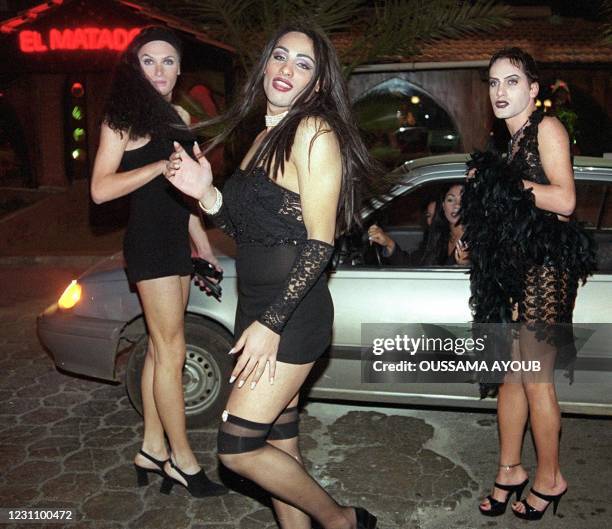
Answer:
463;48;595;521
91;27;224;496
166;24;379;529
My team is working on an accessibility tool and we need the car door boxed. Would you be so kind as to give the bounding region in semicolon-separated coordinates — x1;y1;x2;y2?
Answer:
308;161;612;415
554;174;612;413
308;173;484;407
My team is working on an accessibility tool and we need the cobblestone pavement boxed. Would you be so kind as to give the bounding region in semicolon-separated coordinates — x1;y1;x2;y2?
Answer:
1;264;611;529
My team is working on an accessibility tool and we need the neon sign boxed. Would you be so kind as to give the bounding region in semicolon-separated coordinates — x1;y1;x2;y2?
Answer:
19;27;141;53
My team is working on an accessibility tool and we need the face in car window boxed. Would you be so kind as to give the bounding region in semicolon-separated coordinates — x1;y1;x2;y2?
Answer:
424;200;436;226
442;184;463;226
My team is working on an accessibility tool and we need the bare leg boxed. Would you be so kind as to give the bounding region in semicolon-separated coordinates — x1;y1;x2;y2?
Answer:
512;325;567;514
512;382;567;513
267;394;310;529
138;275;199;484
218;362;358;529
480;337;529;511
134;337;169;468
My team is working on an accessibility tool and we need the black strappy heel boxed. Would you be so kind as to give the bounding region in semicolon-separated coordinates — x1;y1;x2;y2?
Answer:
513;487;567;520
160;458;227;497
133;449;168;487
354;506;377;528
479;479;529;516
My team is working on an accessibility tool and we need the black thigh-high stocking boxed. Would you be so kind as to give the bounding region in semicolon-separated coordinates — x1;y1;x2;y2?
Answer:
266;407;310;529
218;412;353;529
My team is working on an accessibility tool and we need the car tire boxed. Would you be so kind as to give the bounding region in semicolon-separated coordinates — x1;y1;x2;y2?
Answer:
125;316;234;428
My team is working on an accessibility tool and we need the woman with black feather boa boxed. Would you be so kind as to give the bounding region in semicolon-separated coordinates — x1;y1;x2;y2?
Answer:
462;48;596;521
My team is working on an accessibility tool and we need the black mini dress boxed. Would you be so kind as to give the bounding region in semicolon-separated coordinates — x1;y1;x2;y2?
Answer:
209;167;335;364
120;136;193;284
463;111;596;391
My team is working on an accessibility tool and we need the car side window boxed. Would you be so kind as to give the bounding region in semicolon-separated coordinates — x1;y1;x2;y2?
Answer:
601;185;612;230
575;181;607;228
577;180;612;273
367;180;468;269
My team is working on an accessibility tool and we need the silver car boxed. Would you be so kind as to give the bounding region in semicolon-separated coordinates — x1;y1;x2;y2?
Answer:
37;154;612;425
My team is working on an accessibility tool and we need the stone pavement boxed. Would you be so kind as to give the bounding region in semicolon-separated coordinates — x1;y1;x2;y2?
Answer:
1;264;611;529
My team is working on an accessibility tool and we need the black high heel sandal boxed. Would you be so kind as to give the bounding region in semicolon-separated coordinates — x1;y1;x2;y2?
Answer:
354;506;377;529
479;478;529;516
512;487;567;520
160;458;227;497
133;449;168;487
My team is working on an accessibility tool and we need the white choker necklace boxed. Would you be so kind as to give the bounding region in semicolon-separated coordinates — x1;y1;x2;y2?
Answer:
265;111;288;128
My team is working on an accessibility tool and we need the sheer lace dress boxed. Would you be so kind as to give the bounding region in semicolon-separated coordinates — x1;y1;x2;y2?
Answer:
208;167;334;334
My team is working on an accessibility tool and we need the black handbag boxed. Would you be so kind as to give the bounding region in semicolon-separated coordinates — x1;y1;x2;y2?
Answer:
192;257;223;300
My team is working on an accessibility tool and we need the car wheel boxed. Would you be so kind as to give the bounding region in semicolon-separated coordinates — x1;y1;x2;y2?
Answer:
125;316;234;428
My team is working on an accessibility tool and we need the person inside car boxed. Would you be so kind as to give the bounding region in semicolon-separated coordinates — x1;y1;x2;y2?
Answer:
368;184;469;266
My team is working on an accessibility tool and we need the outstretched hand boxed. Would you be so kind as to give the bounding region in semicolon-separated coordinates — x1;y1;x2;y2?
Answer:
165;141;213;202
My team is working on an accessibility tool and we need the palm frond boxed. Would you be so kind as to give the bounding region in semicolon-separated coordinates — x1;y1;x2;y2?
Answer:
152;0;512;76
601;0;612;43
344;0;512;72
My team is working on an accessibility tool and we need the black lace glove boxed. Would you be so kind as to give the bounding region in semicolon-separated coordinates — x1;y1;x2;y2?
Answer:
258;239;335;334
208;201;237;239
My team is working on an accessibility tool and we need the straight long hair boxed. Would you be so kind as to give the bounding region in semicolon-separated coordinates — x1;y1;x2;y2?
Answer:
419;184;463;265
200;24;381;234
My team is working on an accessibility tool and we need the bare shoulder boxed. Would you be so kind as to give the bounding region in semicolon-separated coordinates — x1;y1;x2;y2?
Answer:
295;116;333;140
100;121;129;146
293;116;339;157
538;115;568;141
173;104;191;125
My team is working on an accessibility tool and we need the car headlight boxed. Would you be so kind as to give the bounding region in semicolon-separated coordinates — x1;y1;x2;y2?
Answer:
58;280;82;310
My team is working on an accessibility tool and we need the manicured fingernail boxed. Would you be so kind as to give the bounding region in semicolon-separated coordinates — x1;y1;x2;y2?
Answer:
270;378;274;385
250;382;256;390
229;375;236;383
228;348;235;355
238;380;245;388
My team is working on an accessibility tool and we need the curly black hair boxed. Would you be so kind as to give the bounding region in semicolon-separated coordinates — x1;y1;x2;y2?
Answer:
103;26;191;141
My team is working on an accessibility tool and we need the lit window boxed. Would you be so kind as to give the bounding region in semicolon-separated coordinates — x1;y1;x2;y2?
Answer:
353;78;461;168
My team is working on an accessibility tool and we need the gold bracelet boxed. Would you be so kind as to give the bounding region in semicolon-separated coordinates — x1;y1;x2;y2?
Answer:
198;187;222;215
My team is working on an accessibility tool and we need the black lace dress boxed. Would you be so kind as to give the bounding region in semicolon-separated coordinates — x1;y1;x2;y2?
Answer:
462;111;596;391
120;136;195;284
209;167;334;364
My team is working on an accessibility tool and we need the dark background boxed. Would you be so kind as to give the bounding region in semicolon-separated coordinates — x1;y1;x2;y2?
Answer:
1;0;608;20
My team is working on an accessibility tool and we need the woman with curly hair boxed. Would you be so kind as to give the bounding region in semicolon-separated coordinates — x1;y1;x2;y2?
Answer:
91;26;225;497
164;24;379;529
463;47;595;521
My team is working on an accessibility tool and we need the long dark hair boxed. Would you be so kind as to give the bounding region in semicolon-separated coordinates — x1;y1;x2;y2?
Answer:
103;26;190;141
201;24;381;234
419;183;462;265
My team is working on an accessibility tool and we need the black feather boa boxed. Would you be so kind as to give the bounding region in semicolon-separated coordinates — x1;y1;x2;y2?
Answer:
461;151;597;397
